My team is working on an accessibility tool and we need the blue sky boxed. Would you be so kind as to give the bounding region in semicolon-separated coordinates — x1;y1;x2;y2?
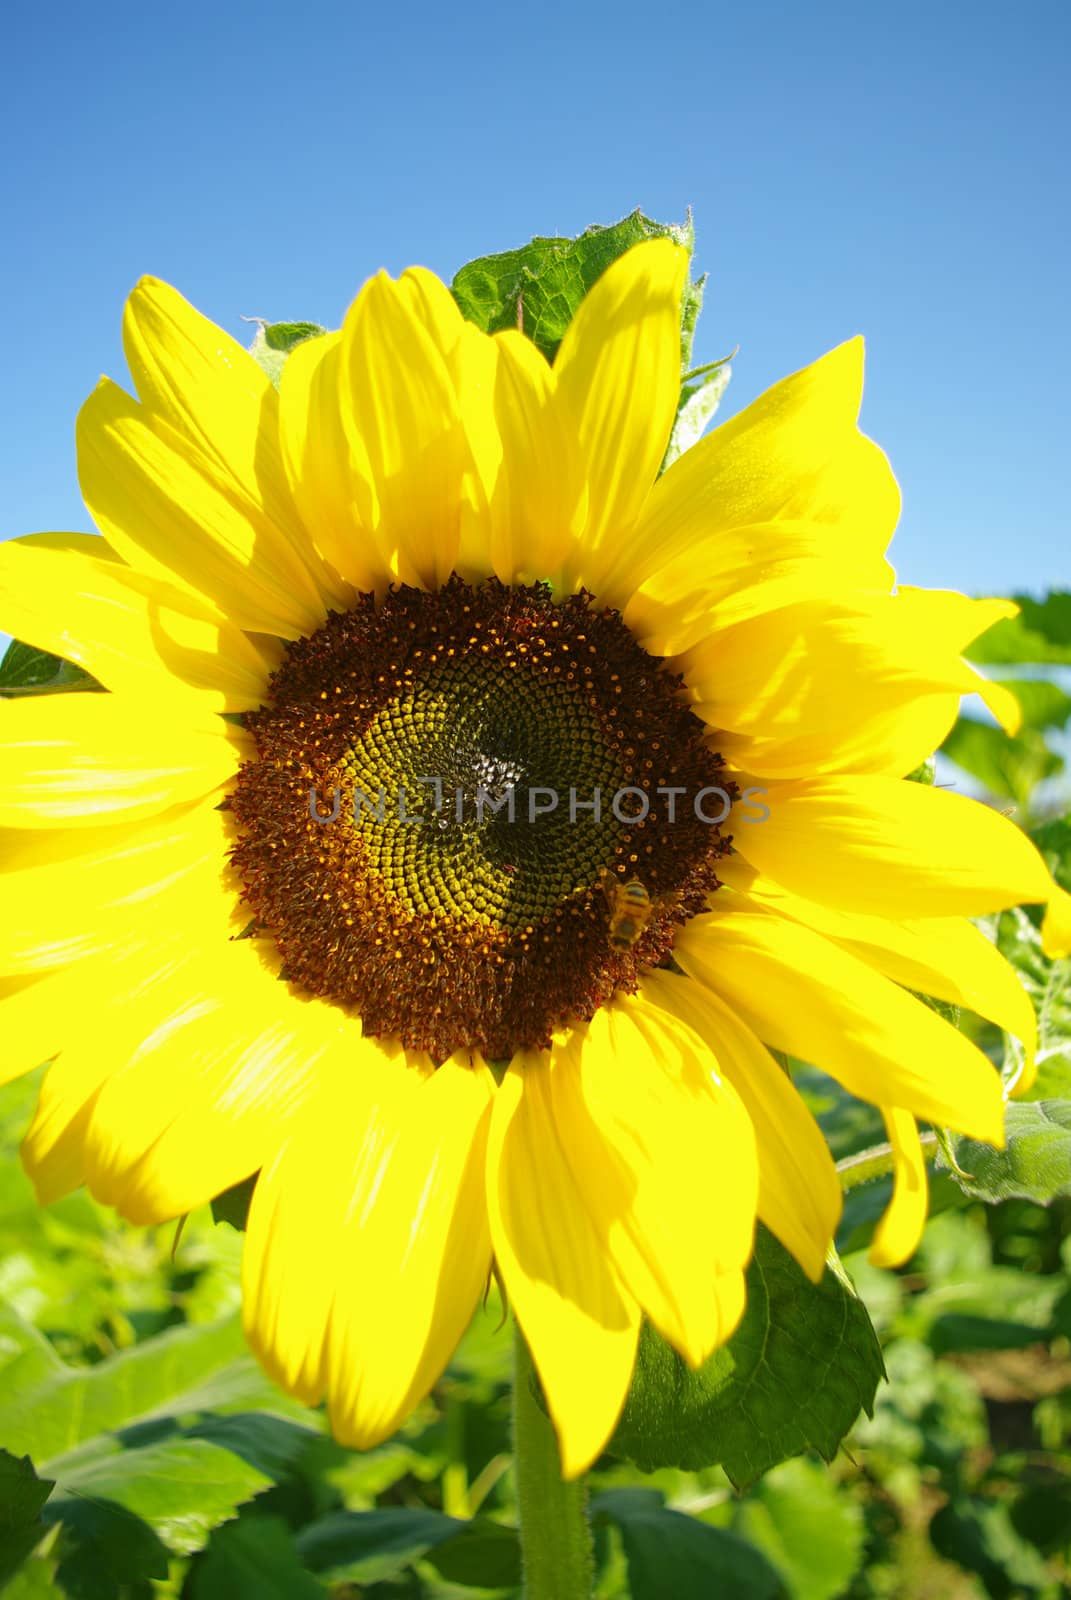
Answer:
3;0;1067;600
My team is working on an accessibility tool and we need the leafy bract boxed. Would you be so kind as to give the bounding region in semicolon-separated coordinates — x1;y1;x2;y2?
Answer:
0;639;98;697
248;320;327;387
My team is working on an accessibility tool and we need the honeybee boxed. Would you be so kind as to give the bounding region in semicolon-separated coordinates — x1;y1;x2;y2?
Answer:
603;873;655;950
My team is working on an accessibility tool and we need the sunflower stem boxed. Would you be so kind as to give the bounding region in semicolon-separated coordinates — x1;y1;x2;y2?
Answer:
512;1322;594;1600
836;1130;938;1191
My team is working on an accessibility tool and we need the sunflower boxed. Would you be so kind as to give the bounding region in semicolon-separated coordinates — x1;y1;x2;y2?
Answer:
1;239;1068;1478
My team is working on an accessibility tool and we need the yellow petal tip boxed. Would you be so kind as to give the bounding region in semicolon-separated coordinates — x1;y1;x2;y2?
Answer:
1041;885;1071;960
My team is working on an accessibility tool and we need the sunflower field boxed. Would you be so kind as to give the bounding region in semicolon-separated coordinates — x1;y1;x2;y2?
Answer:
1;215;1070;1599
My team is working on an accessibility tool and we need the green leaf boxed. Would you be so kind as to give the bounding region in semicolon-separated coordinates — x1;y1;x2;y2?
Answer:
608;1226;884;1487
0;1452;54;1587
185;1412;319;1480
1001;677;1071;731
939;1100;1071;1205
995;901;1071;1099
593;1488;785;1599
1031;813;1071;893
0;1315;297;1463
1010;1483;1071;1557
731;1458;865;1600
450;210;698;369
0;1556;59;1597
190;1515;324;1600
929;1496;1052;1594
965;591;1071;665
0;639;99;697
906;757;937;785
50;1494;169;1600
940;717;1062;804
248;321;327;388
0;1315;319;1593
296;1507;467;1585
422;1519;522;1589
45;1436;272;1558
925;1313;1054;1356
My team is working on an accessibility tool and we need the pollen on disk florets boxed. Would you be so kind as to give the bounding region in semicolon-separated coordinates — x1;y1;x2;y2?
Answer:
230;576;732;1060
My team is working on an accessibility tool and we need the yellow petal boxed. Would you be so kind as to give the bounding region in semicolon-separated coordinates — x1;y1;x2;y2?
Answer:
0;537;275;711
323;1054;495;1449
1042;885;1071;959
341;272;470;588
625;522;896;659
641;968;841;1281
555;239;688;597
457;329;586;585
676;903;1005;1142
122;276;314;556
0;956;127;1087
241;1046;411;1408
277;331;384;591
717;856;1037;1076
547;998;756;1366
243;1046;493;1440
20;936;202;1202
0;800;241;975
0;694;242;828
869;1108;929;1268
397;265;469;356
487;1053;640;1478
80;940;339;1222
685;591;1019;778
740;775;1064;925
77;377;336;636
614;336;896;630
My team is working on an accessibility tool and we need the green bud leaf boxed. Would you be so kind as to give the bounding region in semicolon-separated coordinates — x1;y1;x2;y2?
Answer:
248;321;327;388
609;1226;884;1487
450;210;700;370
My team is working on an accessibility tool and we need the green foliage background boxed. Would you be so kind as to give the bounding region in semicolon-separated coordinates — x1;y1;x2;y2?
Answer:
2;216;1070;1597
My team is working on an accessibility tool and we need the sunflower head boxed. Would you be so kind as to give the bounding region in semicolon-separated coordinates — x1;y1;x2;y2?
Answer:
2;226;1069;1482
229;572;733;1059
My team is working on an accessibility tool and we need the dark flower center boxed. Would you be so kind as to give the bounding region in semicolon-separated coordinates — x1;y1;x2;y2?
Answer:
230;576;731;1060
